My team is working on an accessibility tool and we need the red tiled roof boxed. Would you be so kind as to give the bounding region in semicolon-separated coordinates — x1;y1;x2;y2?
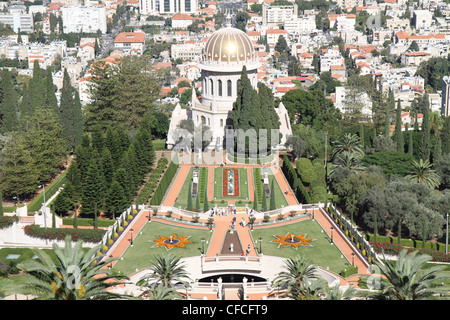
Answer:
114;32;145;43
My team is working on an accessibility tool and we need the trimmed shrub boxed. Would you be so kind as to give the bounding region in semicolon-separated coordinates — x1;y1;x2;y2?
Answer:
24;224;106;243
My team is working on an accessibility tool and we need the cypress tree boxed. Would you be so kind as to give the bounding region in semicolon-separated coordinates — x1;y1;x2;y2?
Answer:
384;90;394;137
196;192;201;212
443;116;450;155
114;167;131;202
52;212;56;228
20;82;33;121
73;204;78;229
59;68;75;151
203;186;209;213
0;188;3;218
420;94;431;161
253;187;258;211
395;99;403;152
434;131;442;160
73;90;84;147
45;68;58;112
91;127;104;155
261;189;267;212
408;130;413;157
30;60;45;111
269;180;276;211
105;127;122;167
187;185;193;211
0;68;18;133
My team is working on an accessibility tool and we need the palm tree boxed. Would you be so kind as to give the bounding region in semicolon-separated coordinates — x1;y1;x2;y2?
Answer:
143;283;181;300
272;255;318;296
286;279;327;300
2;236;130;300
137;253;191;289
367;249;449;300
330;151;366;176
322;283;357;300
405;158;440;189
331;133;365;160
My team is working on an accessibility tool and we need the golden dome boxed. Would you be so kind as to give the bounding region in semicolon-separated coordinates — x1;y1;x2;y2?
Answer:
204;27;255;64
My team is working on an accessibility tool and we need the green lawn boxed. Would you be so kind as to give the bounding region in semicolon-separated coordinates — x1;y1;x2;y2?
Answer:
113;221;213;276
249;219;352;275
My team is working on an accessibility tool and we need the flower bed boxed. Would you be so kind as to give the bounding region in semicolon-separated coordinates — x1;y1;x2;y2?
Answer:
272;232;313;249
370;241;450;262
24;224;106;243
152;234;192;250
0;215;19;230
222;168;239;197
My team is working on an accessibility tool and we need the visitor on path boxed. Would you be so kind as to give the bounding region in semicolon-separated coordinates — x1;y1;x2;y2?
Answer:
246;244;251;255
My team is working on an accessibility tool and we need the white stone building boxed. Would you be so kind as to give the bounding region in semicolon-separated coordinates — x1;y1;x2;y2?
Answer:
166;23;291;150
61;5;107;34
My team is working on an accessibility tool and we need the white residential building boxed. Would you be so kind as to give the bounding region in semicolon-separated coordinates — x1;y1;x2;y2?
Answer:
171;41;204;61
139;0;198;15
0;12;33;33
413;9;433;29
283;15;316;35
262;2;298;25
61;5;107;34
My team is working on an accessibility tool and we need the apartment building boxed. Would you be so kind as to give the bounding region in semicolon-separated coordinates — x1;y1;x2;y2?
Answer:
61;5;107;34
139;0;198;15
262;2;297;25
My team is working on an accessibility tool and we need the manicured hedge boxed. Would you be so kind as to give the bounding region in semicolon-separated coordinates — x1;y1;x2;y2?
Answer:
24;224;106;243
370;241;450;262
281;155;311;204
150;160;179;205
137;157;169;204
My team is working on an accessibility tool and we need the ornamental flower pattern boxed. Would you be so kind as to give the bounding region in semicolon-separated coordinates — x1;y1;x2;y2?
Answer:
152;234;192;250
223;168;239;197
272;232;313;249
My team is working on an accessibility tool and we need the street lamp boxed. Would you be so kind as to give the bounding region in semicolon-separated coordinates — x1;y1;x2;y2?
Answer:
324;131;328;208
201;237;205;255
351;253;355;267
312;204;315;221
258;237;263;254
330;227;334;244
130;228;134;246
109;255;113;269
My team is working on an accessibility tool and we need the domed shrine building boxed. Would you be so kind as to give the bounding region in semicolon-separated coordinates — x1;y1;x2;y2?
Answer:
166;23;292;150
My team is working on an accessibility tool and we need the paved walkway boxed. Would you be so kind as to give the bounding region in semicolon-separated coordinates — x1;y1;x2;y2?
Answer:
162;165;191;207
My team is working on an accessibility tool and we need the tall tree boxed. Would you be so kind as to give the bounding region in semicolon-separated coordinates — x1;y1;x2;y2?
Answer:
81;156;105;217
395;99;403;153
0;68;18;133
45;68;58;112
30;60;45;111
84;61;119;132
384;90;394;137
269;179;276;211
420;94;431;161
59;68;76;151
72;89;84;148
442;116;450;155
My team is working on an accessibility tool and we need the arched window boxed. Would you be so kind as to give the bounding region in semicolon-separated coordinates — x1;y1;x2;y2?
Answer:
201;116;206;124
210;79;214;95
220;119;224;127
218;80;222;96
227;80;232;96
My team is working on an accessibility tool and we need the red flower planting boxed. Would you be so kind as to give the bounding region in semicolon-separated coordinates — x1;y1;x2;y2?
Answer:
223;168;240;197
